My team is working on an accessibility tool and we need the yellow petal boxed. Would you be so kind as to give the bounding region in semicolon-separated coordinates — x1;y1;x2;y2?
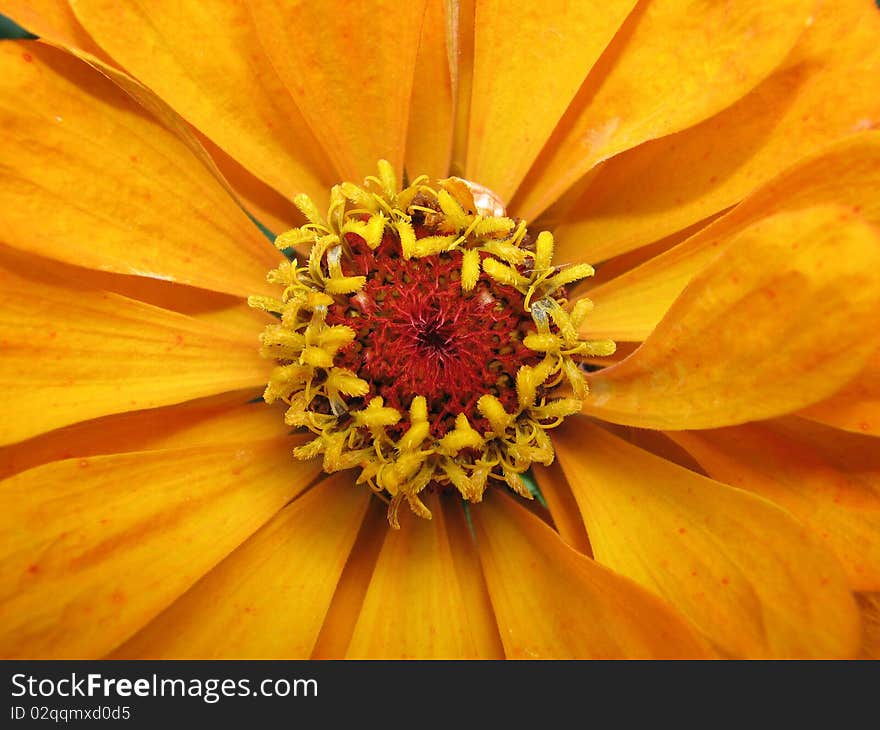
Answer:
582;206;880;430
669;419;880;591
0;251;268;445
0;437;321;658
473;492;712;658
70;0;336;204
0;1;108;58
112;473;368;659
404;0;454;180
0;41;281;298
249;0;427;182
513;0;814;219
582;133;880;342
346;493;502;658
554;421;860;658
554;0;880;263
464;0;636;201
799;349;880;436
0;393;280;481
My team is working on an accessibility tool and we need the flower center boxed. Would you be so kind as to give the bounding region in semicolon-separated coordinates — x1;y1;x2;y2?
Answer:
249;162;614;527
325;242;540;440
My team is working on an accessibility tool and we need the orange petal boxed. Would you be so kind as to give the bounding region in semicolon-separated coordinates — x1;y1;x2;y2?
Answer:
532;462;592;555
799;349;880;436
473;491;712;658
346;494;502;658
440;498;505;658
0;393;280;481
0;242;272;334
249;0;428;182
198;133;302;237
310;498;390;659
0;251;268;445
0;1;107;58
464;0;636;202
554;421;860;658
581;133;880;342
112;473;367;659
0;41;281;298
448;0;475;175
668;420;880;591
404;0;454;180
554;0;880;263
582;206;880;430
70;0;336;204
513;0;814;219
0;436;321;658
858;593;880;659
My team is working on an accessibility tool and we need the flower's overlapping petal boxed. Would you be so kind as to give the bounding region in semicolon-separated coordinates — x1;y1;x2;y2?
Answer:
0;0;107;57
404;0;455;180
248;0;428;182
582;206;880;430
512;0;815;219
554;0;880;264
532;462;592;555
581;133;880;342
554;421;860;658
0;249;268;445
799;350;880;436
0;242;270;329
69;0;338;205
0;437;321;659
464;0;636;201
473;492;712;658
346;495;503;658
110;473;367;659
0;394;279;481
669;419;880;591
858;593;880;658
0;42;282;297
310;500;389;659
196;133;302;237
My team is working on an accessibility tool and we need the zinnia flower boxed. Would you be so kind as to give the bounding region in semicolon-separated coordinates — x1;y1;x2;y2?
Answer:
0;0;878;660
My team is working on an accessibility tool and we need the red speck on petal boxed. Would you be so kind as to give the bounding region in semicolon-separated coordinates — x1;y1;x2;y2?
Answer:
678;527;687;535
721;577;730;585
22;52;32;63
27;564;40;575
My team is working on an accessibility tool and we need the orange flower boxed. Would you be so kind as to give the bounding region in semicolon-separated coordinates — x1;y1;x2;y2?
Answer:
0;0;879;659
